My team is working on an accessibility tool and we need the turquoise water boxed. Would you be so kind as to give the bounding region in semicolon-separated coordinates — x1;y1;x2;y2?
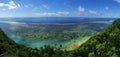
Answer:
0;17;115;49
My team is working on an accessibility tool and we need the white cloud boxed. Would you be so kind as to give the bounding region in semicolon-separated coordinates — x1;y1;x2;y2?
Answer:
34;12;70;17
18;4;20;7
57;12;69;16
115;0;120;3
0;1;20;9
105;6;109;10
78;6;85;13
34;13;56;16
89;10;97;15
0;3;4;6
24;4;33;8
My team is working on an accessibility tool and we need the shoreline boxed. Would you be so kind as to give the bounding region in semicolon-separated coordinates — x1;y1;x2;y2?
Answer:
66;36;91;51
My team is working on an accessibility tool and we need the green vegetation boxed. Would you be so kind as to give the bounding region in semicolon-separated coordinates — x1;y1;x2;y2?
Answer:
72;19;120;57
0;19;120;57
0;28;29;57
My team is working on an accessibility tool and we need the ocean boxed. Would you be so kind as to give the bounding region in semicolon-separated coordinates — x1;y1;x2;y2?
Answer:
0;17;116;49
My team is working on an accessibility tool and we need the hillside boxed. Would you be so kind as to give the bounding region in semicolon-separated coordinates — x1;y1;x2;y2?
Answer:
72;19;120;57
0;28;30;57
0;19;120;57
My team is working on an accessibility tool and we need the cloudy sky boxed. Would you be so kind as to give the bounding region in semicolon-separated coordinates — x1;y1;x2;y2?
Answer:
0;0;120;17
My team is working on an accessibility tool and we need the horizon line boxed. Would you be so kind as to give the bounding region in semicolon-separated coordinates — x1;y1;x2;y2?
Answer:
0;16;119;18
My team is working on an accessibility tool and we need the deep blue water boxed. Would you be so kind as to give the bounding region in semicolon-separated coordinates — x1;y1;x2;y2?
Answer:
0;17;116;23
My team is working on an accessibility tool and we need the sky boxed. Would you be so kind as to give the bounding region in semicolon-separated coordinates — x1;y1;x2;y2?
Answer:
0;0;120;17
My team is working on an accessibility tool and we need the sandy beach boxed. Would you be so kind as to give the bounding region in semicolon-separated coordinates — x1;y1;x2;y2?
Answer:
66;36;91;51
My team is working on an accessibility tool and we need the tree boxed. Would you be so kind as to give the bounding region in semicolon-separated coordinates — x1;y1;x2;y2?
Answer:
110;53;118;57
88;52;95;57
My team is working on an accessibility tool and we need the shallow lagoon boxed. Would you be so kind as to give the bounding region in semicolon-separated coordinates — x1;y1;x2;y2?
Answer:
0;17;116;50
